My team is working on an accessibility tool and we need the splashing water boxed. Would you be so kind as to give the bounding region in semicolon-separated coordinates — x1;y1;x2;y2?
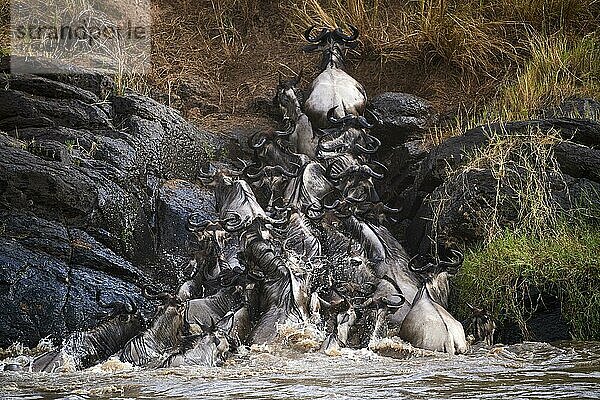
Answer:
2;340;600;399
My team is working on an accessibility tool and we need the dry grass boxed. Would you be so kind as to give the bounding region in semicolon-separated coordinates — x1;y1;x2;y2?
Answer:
286;0;524;75
0;0;9;56
459;125;564;241
501;31;600;116
2;0;599;134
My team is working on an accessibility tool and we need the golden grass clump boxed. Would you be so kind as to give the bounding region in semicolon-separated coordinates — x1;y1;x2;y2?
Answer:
0;0;8;56
501;31;600;116
286;0;523;75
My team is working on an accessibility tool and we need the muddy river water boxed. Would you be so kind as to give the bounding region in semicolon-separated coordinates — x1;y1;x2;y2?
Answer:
1;339;599;400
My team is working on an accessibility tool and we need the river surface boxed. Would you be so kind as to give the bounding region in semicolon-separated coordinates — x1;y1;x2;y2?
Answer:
1;340;600;400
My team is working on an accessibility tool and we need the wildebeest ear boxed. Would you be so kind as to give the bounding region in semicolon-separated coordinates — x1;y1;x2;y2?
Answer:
216;312;235;334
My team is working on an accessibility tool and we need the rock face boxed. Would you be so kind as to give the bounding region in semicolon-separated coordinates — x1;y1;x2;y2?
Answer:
377;107;600;342
368;92;437;145
376;117;600;254
0;72;222;347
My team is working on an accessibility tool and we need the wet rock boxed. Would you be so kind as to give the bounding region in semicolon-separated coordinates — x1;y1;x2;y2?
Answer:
368;92;437;144
0;89;113;131
376;140;429;241
395;118;600;253
554;141;600;182
0;211;71;259
0;212;148;347
111;93;220;180
0;239;70;347
2;56;115;98
156;179;216;256
0;74;99;103
0;71;226;346
69;229;145;283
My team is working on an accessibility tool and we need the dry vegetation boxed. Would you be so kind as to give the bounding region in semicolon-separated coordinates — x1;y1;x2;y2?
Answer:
140;0;599;134
1;0;598;133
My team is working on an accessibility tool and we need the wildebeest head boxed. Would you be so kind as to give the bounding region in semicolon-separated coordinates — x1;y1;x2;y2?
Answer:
466;303;496;346
274;72;303;120
303;25;359;69
119;287;185;367
163;312;235;367
317;107;380;156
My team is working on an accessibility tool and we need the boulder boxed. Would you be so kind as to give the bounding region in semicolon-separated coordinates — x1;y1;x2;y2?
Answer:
0;213;147;348
400;119;600;253
0;72;225;346
368;92;437;145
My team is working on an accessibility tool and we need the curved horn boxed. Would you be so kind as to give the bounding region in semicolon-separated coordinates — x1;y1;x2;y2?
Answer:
322;198;341;210
438;249;464;272
275;118;295;137
380;293;405;308
366;108;384;126
354;135;381;154
244;161;266;181
124;296;137;314
197;164;217;180
222;212;249;232
357;116;374;129
187;213;220;232
230;158;252;176
327;107;356;126
382;204;400;214
304;26;328;43
327;106;339;124
357;164;384;180
345;191;368;203
408;258;437;274
142;285;172;301
265;165;299;178
265;208;291;226
249;133;267;150
333;24;359;42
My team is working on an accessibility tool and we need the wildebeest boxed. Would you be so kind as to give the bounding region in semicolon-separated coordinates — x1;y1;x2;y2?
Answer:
465;303;496;346
283;161;335;210
184;284;245;330
317;108;381;158
30;294;143;372
274;74;319;158
241;222;311;344
162;313;235;367
399;284;468;354
119;288;185;367
303;25;367;128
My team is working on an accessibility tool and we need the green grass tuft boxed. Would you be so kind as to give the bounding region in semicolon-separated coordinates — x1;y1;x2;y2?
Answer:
454;221;600;340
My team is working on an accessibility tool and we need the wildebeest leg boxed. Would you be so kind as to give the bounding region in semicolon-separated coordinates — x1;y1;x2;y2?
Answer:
31;349;64;372
230;306;252;346
370;307;388;343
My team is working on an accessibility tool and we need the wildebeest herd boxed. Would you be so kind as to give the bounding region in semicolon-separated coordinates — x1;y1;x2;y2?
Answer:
6;25;495;373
